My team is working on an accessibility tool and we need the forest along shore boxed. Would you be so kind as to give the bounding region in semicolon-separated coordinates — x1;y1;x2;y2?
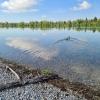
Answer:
0;58;100;100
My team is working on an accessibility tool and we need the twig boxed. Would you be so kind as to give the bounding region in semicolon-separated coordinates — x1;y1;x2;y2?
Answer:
6;65;21;80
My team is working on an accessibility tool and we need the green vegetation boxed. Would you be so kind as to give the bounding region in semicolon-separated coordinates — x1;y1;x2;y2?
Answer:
0;17;100;31
41;69;52;76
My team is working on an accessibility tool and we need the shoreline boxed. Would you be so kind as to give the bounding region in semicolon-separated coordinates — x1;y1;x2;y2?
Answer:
0;58;100;100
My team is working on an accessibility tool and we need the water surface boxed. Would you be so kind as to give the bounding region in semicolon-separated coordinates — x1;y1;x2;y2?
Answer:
0;28;100;87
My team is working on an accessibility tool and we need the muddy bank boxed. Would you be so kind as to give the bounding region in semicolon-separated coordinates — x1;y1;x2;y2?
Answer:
0;58;100;100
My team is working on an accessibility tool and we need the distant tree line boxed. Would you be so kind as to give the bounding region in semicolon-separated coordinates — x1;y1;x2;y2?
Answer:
0;17;100;29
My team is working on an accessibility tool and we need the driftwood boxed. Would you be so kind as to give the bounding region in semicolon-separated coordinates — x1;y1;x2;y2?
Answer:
6;65;21;80
0;74;59;92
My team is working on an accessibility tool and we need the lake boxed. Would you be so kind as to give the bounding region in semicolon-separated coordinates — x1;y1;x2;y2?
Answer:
0;28;100;87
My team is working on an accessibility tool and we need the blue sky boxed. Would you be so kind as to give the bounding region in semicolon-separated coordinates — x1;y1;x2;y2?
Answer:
0;0;99;22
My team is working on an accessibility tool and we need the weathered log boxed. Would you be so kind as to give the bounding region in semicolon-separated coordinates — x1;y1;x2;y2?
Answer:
0;74;59;92
6;65;21;80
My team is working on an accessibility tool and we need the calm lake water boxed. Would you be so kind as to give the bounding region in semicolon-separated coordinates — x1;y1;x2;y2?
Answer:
0;28;100;86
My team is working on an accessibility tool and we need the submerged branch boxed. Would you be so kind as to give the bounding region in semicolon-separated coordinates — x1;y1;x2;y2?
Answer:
54;36;87;45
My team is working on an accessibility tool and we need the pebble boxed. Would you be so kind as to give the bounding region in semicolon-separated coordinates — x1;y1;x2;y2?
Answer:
0;83;86;100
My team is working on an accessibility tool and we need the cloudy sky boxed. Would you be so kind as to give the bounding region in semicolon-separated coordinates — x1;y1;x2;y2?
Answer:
0;0;99;22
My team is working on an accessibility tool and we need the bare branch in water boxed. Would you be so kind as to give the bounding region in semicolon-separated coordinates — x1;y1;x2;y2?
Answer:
54;36;88;45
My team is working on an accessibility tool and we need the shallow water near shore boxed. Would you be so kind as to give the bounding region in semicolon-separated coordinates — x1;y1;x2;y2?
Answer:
0;28;100;87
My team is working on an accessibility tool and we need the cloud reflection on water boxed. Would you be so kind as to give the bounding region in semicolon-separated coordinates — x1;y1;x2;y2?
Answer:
6;37;58;60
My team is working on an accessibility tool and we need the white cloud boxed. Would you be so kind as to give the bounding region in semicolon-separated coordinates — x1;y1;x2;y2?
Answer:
73;1;91;11
1;0;39;12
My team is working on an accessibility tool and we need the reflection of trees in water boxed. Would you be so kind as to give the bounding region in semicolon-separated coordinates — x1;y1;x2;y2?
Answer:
73;27;100;33
3;27;100;32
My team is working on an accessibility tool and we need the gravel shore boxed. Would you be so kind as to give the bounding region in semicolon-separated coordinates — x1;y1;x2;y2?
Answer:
0;83;86;100
0;61;18;85
0;60;87;100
